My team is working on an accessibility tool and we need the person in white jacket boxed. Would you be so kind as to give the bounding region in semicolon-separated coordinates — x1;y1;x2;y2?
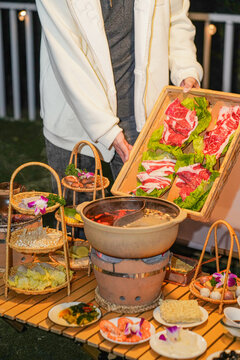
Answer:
36;0;203;189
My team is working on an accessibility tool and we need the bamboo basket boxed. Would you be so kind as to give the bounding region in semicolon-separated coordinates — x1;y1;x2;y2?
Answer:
49;240;90;271
11;191;60;215
189;220;240;313
4;262;73;295
5;161;71;298
61;175;109;193
111;86;240;222
9;227;64;254
55;206;84;228
59;140;109;240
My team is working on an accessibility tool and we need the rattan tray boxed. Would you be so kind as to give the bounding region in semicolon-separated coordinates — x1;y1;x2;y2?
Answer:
4;262;73;295
11;191;60;215
49;241;89;270
9;227;64;254
55;206;84;228
189;276;240;305
62;175;110;193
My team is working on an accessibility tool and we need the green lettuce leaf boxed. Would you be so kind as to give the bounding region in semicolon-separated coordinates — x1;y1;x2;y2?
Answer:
174;153;195;172
174;170;219;211
205;154;217;171
147;126;164;148
222;133;234;155
181;97;211;143
136;185;171;198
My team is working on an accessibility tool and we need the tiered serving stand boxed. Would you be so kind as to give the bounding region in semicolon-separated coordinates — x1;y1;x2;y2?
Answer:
56;140;110;240
4;162;71;297
189;220;240;313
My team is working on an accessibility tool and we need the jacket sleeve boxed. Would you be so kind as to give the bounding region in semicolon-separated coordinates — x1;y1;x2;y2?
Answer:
36;0;121;149
169;0;203;86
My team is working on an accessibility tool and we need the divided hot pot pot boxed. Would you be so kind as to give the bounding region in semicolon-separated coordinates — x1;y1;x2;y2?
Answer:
76;196;187;259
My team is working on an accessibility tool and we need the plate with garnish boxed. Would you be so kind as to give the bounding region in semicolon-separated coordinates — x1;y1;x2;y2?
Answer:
48;302;101;327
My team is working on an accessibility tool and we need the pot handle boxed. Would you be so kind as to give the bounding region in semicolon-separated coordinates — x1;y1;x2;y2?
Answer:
76;202;90;214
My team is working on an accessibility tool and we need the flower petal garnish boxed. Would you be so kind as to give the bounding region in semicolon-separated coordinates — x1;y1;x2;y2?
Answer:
159;334;167;341
166;326;180;342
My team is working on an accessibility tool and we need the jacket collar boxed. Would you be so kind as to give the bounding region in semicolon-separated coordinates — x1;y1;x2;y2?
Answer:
67;0;155;102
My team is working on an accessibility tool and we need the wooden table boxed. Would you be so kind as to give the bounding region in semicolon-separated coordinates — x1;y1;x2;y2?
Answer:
0;270;239;359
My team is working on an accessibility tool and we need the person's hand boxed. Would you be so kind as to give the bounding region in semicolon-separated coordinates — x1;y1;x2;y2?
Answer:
180;77;200;93
112;132;132;163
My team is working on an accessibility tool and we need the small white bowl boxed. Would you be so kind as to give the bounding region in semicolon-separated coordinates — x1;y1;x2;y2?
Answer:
223;307;240;337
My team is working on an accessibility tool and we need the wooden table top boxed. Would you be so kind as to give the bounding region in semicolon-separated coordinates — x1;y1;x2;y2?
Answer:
0;270;239;359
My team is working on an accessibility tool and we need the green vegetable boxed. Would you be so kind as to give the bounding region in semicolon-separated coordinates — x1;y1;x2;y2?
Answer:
47;194;66;207
65;164;79;177
64;207;77;217
222;133;234;155
210;277;217;287
174;170;219;211
181;96;211;143
136;185;171;198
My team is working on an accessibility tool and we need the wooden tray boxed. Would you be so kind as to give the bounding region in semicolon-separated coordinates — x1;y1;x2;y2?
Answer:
11;191;60;215
4;262;73;295
9;227;64;254
111;86;240;221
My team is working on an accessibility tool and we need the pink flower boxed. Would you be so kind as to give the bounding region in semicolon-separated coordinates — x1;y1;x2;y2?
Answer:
27;196;48;215
213;272;237;288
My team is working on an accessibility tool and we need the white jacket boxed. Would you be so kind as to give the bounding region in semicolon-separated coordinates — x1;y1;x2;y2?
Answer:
36;0;203;162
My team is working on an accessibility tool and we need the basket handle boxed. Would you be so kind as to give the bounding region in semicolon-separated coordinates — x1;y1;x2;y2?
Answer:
192;220;240;313
69;141;105;200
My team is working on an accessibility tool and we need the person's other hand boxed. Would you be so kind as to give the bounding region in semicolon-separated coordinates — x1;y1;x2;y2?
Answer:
180;77;200;93
112;132;132;163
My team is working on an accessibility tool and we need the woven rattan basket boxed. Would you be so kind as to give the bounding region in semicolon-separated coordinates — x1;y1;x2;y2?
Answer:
59;141;110;240
55;206;84;228
5;161;71;298
11;191;60;215
61;175;110;193
189;220;240;313
9;227;64;254
4;262;72;295
49;240;90;271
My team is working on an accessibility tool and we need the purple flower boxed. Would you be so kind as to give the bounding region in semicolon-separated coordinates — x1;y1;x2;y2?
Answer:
166;326;180;342
213;272;237;288
27;196;48;215
124;318;144;338
159;334;167;341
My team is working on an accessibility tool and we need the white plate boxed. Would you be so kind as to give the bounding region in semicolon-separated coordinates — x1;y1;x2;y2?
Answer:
48;302;101;327
150;329;207;359
153;305;208;328
100;317;155;345
206;350;240;360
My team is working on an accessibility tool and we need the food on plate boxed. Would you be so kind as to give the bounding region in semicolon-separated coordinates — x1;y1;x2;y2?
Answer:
58;302;99;326
11;226;62;249
64;164;100;188
170;256;194;274
203;105;240;159
159;299;202;324
211;350;240;360
99;317;151;342
8;263;71;291
63;207;83;224
195;271;240;301
156;326;205;357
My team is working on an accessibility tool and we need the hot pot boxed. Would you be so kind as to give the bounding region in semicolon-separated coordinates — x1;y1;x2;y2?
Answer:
77;196;187;259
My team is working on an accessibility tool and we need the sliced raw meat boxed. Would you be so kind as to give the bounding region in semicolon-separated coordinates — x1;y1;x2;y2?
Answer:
161;98;198;146
136;179;170;194
137;172;171;186
141;158;176;176
175;164;211;201
203;105;240;158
